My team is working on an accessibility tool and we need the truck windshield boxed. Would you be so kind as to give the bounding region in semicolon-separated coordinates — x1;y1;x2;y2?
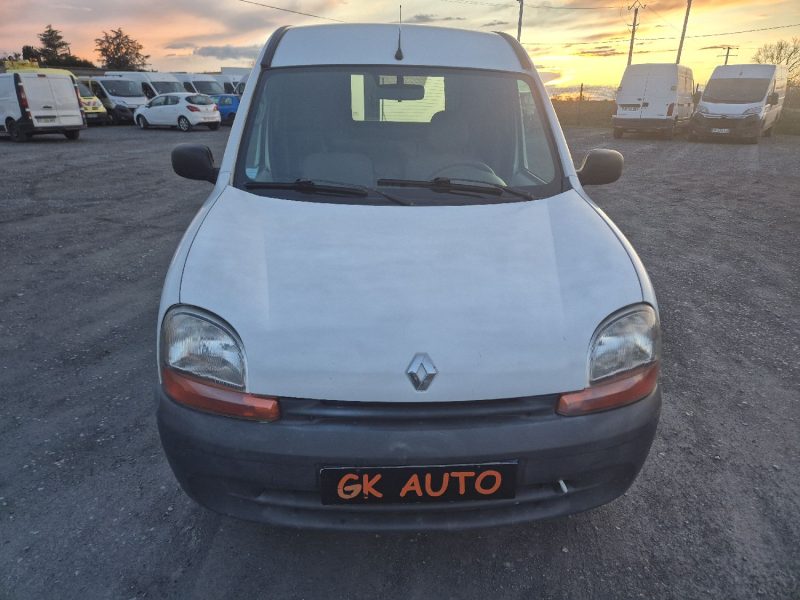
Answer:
152;81;183;94
99;79;141;97
703;78;770;104
193;80;224;95
235;66;561;204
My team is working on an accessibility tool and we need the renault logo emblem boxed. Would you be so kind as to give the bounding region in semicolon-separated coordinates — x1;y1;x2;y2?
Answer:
406;353;437;391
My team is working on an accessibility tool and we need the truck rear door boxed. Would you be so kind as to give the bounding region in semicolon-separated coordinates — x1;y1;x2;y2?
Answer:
19;73;60;127
48;75;83;127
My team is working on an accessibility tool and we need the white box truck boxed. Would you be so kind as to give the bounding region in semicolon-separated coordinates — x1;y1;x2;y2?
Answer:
690;63;788;143
0;69;85;142
612;63;695;139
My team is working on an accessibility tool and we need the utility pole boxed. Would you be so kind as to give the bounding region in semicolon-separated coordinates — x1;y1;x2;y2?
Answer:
517;0;524;42
676;0;692;64
627;1;645;67
718;45;738;65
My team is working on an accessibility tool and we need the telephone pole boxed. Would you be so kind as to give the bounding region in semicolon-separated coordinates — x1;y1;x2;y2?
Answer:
676;0;692;64
627;1;645;66
517;0;524;41
718;45;738;65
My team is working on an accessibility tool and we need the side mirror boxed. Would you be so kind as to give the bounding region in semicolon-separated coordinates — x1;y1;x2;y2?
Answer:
693;91;702;104
172;144;218;183
577;149;623;186
768;92;779;105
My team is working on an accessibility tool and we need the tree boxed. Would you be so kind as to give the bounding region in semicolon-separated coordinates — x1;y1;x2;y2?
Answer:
95;29;149;71
1;52;23;62
38;24;70;63
22;45;41;62
753;37;800;86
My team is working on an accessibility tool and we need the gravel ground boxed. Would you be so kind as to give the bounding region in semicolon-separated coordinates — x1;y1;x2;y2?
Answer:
1;125;798;599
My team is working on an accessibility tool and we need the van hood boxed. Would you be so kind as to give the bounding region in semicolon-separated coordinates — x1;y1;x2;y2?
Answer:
698;101;762;117
179;187;643;402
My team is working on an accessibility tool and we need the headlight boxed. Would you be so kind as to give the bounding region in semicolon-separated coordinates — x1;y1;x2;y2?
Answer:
161;308;246;388
589;305;660;382
742;106;762;116
558;305;660;416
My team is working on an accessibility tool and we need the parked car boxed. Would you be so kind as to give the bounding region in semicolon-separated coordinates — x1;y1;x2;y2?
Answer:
133;93;220;131
170;73;225;96
158;24;661;531
77;80;108;125
104;71;184;99
689;63;788;143
209;93;240;125
79;76;147;124
0;69;85;141
613;63;695;139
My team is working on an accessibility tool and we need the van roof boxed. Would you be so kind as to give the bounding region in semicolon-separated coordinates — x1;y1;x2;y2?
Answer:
710;64;776;79
269;24;528;72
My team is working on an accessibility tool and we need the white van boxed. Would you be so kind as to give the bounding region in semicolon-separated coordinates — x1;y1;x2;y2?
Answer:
0;70;85;142
613;63;695;139
79;76;148;124
690;64;788;143
171;73;224;96
212;74;240;95
157;24;662;531
104;71;184;99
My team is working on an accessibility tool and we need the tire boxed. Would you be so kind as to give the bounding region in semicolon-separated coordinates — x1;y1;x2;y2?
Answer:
178;116;191;132
225;113;236;126
208;122;220;131
612;128;623;139
7;120;29;143
137;115;149;130
107;112;117;126
64;130;80;141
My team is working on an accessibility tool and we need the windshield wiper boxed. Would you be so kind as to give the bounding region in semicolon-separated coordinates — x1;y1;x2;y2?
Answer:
244;179;411;206
377;177;534;200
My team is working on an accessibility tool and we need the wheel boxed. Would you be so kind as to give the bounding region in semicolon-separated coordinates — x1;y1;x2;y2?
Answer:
64;130;80;141
612;128;623;139
225;113;236;126
7;119;29;142
178;116;192;132
137;115;149;130
207;122;220;131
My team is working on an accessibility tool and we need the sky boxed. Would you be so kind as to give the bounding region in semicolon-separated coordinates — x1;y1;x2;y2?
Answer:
1;0;799;94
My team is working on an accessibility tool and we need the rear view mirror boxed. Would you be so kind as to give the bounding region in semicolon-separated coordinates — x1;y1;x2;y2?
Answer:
577;149;623;186
377;84;425;101
172;144;218;183
768;92;779;105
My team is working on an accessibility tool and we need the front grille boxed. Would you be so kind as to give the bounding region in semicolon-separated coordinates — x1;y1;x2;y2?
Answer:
279;395;559;425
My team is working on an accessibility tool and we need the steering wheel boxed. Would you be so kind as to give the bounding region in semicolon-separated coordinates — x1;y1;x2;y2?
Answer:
429;161;507;186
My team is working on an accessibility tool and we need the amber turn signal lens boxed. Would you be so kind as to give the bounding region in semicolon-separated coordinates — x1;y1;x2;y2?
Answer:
161;367;280;422
557;363;659;417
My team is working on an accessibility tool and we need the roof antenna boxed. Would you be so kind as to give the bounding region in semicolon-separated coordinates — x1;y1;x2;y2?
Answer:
395;5;404;61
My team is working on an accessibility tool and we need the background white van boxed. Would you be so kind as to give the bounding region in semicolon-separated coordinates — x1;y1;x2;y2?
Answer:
0;70;84;142
80;76;148;124
690;64;788;143
170;73;224;96
613;63;695;139
104;72;184;99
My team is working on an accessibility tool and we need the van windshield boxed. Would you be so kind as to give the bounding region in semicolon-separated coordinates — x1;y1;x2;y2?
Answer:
703;78;770;104
193;80;224;95
236;67;561;204
99;79;142;97
152;81;183;94
78;82;93;98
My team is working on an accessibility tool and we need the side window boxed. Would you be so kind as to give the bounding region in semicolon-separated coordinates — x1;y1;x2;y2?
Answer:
517;80;554;183
92;82;107;99
223;97;233;106
143;83;155;99
168;96;180;106
150;96;166;107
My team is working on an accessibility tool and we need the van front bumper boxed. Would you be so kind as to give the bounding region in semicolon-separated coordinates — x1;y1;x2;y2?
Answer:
157;385;661;531
690;113;761;138
612;116;676;132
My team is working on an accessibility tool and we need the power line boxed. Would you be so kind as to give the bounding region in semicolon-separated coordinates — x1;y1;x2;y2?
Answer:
440;0;617;8
237;0;344;22
529;21;800;46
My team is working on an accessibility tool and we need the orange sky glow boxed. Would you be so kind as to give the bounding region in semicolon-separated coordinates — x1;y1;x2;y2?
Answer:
1;0;798;94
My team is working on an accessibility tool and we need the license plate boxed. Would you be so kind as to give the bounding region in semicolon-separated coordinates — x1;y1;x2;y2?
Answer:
37;116;55;122
711;128;730;134
622;106;639;111
320;462;517;505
